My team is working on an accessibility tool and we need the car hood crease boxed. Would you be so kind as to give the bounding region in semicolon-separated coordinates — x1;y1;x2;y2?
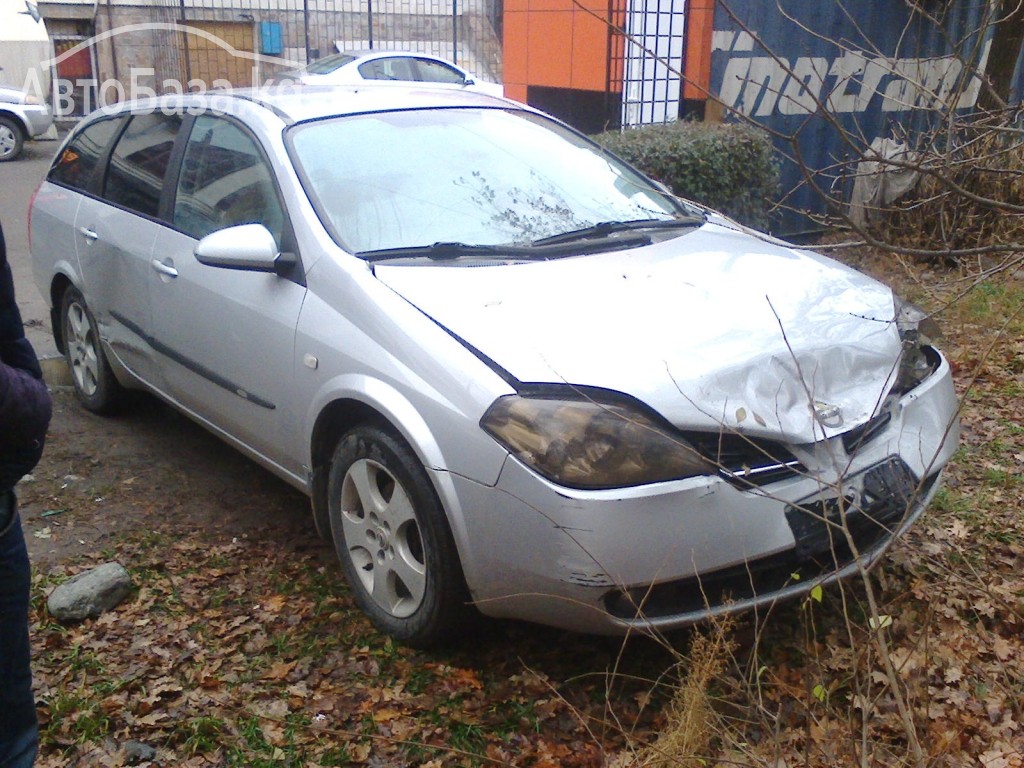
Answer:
373;223;903;444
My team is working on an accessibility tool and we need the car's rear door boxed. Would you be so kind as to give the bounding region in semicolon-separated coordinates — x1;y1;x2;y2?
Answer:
149;112;306;477
33;115;126;352
73;111;186;388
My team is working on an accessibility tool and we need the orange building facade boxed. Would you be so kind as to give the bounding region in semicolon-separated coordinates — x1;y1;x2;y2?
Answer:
503;0;714;133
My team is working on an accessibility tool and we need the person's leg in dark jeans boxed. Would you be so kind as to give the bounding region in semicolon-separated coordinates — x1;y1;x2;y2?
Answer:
0;493;38;768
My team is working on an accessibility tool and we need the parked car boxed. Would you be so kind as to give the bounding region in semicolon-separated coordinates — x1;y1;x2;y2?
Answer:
269;49;503;97
30;85;959;646
0;83;52;161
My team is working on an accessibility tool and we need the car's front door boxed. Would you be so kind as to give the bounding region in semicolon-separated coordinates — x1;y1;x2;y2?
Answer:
149;113;306;477
411;58;468;85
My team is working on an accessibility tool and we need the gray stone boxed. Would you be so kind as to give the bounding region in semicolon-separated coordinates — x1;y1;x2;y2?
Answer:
124;740;157;764
47;562;133;623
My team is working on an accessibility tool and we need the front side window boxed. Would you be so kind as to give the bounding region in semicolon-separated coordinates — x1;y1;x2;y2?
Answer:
103;112;182;218
289;108;681;254
173;114;285;244
48;116;126;192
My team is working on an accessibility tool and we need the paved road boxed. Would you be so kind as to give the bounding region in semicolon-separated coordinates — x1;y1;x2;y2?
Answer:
1;136;62;359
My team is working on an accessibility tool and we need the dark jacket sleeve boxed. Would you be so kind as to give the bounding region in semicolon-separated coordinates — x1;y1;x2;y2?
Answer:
0;221;52;489
0;225;42;379
0;361;52;489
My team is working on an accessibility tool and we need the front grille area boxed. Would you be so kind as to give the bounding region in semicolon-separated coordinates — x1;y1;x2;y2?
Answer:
688;433;805;489
604;460;936;621
841;411;892;455
785;456;918;560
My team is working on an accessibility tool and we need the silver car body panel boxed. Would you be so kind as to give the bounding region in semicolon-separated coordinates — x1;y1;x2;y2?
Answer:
30;182;82;300
29;87;960;634
0;84;53;137
294;253;515;484
149;225;307;463
73;196;163;387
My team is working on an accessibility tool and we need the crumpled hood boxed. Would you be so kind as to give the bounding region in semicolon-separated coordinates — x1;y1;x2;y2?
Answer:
374;223;902;443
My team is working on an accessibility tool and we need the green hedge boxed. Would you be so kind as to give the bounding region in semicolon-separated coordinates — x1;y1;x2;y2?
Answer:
593;121;779;231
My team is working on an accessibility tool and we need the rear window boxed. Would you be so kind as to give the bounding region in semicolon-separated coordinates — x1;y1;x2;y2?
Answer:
305;53;356;74
48;116;126;192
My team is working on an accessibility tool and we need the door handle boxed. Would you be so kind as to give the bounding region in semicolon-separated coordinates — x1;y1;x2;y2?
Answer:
78;226;98;242
151;259;179;278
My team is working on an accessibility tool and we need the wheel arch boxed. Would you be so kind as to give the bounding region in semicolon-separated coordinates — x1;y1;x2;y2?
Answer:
0;110;28;137
307;381;460;543
49;272;75;353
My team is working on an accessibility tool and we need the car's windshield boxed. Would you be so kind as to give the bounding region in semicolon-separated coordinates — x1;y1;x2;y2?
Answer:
287;108;685;256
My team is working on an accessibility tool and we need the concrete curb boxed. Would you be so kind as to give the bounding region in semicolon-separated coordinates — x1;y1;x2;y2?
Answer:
40;355;73;388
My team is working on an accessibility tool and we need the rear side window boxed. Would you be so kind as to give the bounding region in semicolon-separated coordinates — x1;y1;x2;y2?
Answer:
359;57;416;81
172;115;285;244
48;116;125;191
103;112;183;218
414;60;466;84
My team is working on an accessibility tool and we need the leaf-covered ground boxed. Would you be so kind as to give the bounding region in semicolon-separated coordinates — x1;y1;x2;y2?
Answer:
31;532;670;767
18;252;1024;767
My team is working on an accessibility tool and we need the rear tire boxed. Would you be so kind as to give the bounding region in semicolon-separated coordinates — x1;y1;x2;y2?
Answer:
327;425;472;647
60;287;123;413
0;116;24;162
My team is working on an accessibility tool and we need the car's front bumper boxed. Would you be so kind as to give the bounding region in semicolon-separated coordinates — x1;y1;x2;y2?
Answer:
447;354;959;635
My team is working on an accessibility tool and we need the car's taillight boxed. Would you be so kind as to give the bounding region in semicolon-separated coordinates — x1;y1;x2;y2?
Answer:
27;181;42;251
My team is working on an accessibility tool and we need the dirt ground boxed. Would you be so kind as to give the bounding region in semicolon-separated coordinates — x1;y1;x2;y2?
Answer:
18;383;327;574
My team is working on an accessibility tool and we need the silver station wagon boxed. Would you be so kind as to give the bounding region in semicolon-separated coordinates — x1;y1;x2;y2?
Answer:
31;86;959;646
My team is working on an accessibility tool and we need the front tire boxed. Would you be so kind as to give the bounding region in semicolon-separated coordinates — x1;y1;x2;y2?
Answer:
0;116;24;162
327;425;471;647
60;287;123;413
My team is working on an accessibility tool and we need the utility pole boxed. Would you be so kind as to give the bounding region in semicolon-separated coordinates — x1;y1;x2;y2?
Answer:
179;0;191;84
452;0;458;65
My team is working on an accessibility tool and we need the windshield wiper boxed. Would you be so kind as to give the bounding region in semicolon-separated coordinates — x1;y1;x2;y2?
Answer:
531;215;704;247
359;241;535;263
359;234;654;262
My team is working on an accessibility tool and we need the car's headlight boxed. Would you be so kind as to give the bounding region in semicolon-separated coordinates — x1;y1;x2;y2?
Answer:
893;295;942;395
481;392;715;489
23;94;40;105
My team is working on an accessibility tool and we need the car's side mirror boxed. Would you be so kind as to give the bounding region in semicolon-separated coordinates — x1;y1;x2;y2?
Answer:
195;224;289;273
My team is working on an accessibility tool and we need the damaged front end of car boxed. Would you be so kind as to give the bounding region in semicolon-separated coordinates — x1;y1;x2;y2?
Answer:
455;298;959;635
374;222;959;634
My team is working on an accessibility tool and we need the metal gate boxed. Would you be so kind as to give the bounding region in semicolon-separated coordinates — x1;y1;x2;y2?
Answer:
620;0;686;127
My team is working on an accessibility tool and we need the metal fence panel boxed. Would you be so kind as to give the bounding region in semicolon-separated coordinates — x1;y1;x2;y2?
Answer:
65;0;501;104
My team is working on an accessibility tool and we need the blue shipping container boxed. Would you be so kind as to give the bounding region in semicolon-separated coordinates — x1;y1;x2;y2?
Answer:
708;0;994;235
